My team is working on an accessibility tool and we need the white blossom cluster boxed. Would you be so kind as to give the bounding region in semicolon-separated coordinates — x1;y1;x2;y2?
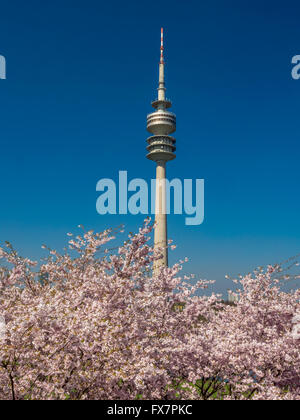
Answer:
0;315;6;341
291;313;300;340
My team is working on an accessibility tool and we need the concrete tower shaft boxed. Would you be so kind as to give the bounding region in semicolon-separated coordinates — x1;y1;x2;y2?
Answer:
153;160;168;269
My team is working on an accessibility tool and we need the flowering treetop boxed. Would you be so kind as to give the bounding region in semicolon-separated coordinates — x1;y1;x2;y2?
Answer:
0;220;299;400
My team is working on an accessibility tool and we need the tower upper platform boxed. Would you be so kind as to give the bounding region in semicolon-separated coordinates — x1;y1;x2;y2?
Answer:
147;110;176;135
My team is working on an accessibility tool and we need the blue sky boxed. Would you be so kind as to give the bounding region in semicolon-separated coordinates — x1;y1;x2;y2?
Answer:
0;0;300;296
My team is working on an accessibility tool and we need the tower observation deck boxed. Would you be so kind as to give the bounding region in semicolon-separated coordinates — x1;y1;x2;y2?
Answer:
146;28;176;273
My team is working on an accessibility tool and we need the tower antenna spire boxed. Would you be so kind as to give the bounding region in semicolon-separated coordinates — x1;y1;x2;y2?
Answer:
158;27;166;103
160;27;164;64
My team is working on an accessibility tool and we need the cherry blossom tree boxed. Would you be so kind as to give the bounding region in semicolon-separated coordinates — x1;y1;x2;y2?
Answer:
0;220;299;400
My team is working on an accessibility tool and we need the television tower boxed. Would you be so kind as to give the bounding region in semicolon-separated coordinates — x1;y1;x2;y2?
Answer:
146;28;176;274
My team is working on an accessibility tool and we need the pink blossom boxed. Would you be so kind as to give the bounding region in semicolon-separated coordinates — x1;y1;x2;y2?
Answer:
0;222;299;400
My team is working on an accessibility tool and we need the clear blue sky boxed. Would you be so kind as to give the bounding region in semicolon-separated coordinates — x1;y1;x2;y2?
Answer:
0;0;299;296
